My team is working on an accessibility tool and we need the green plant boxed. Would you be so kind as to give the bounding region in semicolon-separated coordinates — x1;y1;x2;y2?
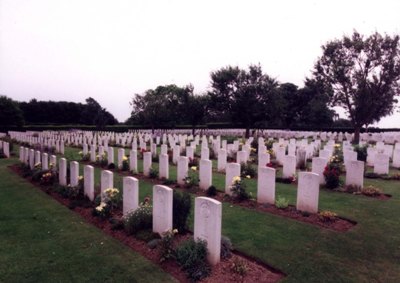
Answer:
354;145;368;161
79;151;90;162
162;178;175;185
92;201;111;219
120;156;129;171
275;196;289;209
183;168;199;188
173;191;191;233
365;172;380;179
159;229;178;262
318;210;338;222
149;167;159;179
124;204;153;235
230;176;249;201
240;163;256;178
175;238;211;281
206;185;217;197
102;188;121;210
361;186;382;197
107;163;116;169
231;257;248;276
188;157;199;167
221;235;233;259
323;163;340;189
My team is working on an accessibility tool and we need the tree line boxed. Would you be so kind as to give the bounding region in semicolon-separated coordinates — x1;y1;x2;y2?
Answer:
0;97;118;128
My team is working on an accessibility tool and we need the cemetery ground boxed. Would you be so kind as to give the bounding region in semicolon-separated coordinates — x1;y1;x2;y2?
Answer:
2;145;400;282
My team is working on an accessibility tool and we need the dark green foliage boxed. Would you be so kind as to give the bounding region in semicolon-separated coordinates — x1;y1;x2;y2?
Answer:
240;163;256;178
175;239;211;281
323;164;340;189
149;168;159;179
365;172;380;179
230;179;250;201
162;178;175;186
0;95;24;127
220;236;233;259
354;145;368;162
107;163;116;169
124;205;153;235
206;185;217;197
314;31;400;143
173;191;191;233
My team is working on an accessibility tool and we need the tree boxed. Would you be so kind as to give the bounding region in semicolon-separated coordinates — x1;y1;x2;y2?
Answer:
0;95;24;127
129;84;193;132
81;97;118;128
314;31;400;143
184;94;209;135
208;64;278;137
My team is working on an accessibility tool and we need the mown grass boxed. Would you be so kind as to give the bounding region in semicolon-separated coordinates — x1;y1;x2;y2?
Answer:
62;145;400;282
0;157;176;283
7;145;400;282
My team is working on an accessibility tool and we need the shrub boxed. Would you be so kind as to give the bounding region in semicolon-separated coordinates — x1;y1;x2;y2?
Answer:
188;157;199;167
275;196;289;209
107;163;116;169
206;185;217;197
173;191;191;233
92;201;111;219
102;188;121;210
318;210;338;222
162;178;175;186
220;235;233;259
159;229;178;262
79;152;90;162
40;170;58;186
124;205;153;235
323;163;340;189
183;168;199;188
120;156;129;171
175;238;211;282
240;163;256;178
149;167;159;179
354;145;368;162
230;176;249;201
361;185;382;197
231;258;248;276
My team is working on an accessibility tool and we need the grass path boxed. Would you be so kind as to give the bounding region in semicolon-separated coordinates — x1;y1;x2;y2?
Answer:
0;157;176;283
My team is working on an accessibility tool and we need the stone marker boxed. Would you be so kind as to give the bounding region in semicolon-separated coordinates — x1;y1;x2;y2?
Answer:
345;160;364;188
143;152;152;177
84;165;94;201
217;149;227;172
107;146;114;165
282;155;296;178
59;158;67;186
42;153;48;170
123;176;139;216
153;185;173;234
194;197;222;265
199;159;212;190
70;161;79;187
177;156;189;185
225;163;240;195
130;149;138;173
311;157;328;185
159;153;169;179
374;153;389;175
296;172;319;213
101;170;113;196
257;166;276;204
50;155;57;169
118;148;125;169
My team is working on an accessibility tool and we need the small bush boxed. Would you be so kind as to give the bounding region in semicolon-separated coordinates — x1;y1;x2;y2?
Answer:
230;176;249;201
323;164;340;189
206;185;217;197
231;258;248;276
124;204;153;235
188;157;199;167
173;191;191;233
354;145;368;162
220;235;233;259
361;185;382;197
240;163;256;178
365;172;380;179
175;238;211;282
162;178;175;186
318;210;338;222
275;196;289;209
183;168;199;188
159;229;178;262
149;167;159;179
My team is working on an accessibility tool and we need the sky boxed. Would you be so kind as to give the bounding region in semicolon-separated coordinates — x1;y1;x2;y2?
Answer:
1;0;400;127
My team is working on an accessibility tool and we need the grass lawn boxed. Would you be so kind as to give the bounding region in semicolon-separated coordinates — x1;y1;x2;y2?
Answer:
5;145;400;282
0;157;176;283
63;146;400;282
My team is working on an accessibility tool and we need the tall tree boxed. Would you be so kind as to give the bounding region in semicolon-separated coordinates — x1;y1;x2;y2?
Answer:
0;95;24;127
208;64;278;137
314;31;400;143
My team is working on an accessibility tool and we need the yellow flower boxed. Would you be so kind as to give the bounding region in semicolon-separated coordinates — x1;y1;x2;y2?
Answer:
232;176;241;183
246;175;251;179
123;156;128;161
173;229;178;234
191;166;197;171
251;148;256;152
78;176;83;181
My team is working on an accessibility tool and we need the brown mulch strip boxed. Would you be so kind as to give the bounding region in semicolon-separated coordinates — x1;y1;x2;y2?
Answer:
8;164;284;283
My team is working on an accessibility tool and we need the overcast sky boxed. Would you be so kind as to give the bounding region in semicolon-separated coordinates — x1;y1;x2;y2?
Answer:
1;0;399;127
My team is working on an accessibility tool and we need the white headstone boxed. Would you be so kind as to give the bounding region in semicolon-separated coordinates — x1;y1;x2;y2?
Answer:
311;157;328;185
257;166;276;204
42;153;48;170
84;165;94;201
70;161;79;187
374;153;389;175
152;185;173;235
217;149;227;172
123;176;139;216
194;197;222;265
159;153;169;179
282;155;296;178
225;163;240;195
345;160;364;188
296;172;319;213
101;170;113;196
199;159;212;190
130;149;138;173
177;156;189;185
59;158;67;186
